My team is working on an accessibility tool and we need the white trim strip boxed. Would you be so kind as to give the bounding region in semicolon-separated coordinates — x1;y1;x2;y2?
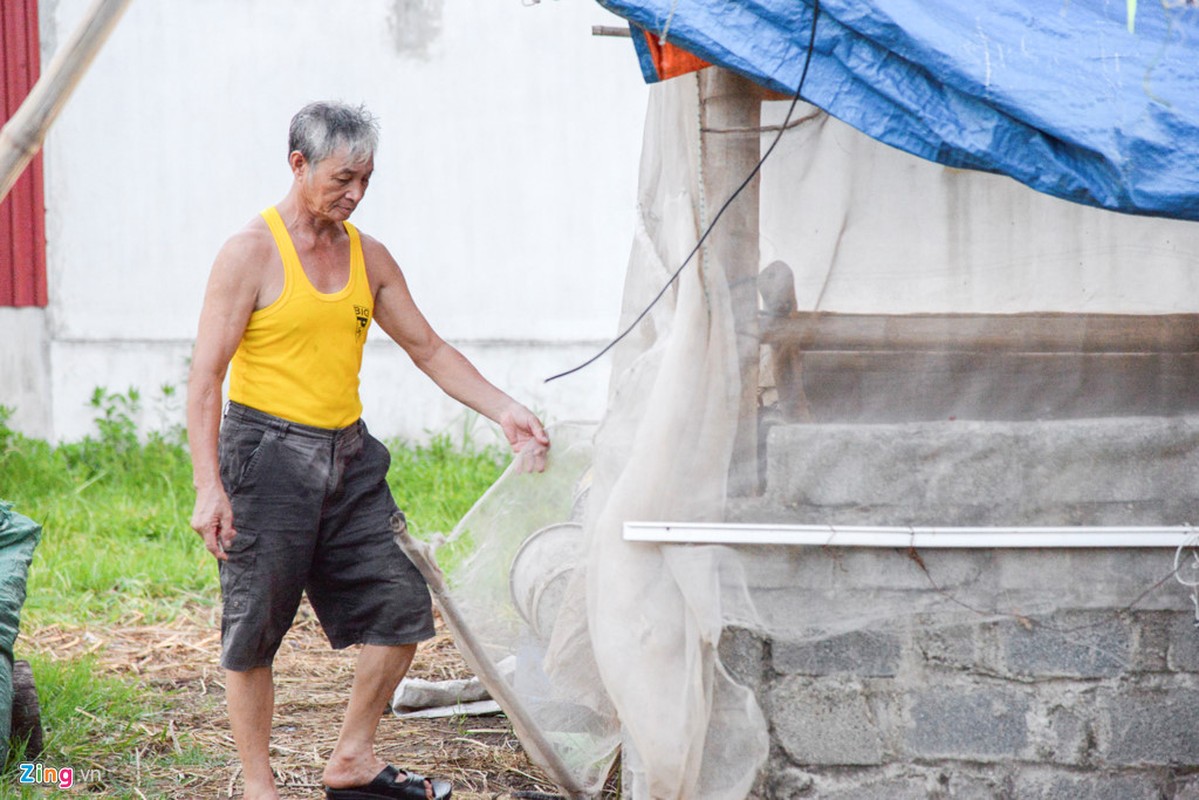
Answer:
623;522;1197;548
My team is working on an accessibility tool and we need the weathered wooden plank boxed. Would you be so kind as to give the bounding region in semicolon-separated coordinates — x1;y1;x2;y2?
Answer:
782;351;1199;423
700;67;763;495
761;312;1199;354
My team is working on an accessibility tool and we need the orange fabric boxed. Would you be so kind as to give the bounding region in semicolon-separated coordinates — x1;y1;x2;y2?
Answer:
642;30;710;81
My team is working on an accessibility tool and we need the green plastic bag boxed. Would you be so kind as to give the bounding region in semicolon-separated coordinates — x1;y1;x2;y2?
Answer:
0;501;42;759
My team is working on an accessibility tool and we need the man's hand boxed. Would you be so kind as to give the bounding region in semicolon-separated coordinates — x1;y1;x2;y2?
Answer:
191;485;237;561
499;404;550;473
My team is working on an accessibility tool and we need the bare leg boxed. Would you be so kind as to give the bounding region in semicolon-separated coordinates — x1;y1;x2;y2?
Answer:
323;644;434;797
226;667;279;800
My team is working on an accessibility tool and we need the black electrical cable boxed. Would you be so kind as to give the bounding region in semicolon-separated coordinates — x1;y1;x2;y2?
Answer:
545;0;822;384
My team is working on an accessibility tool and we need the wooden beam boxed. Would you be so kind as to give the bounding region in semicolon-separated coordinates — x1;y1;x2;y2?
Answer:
591;26;632;38
760;312;1199;353
699;67;763;496
788;351;1199;422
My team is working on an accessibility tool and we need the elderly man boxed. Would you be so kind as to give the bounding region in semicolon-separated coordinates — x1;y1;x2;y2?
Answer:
188;101;548;800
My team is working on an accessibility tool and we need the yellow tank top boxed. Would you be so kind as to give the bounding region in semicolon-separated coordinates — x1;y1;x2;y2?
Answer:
228;206;373;428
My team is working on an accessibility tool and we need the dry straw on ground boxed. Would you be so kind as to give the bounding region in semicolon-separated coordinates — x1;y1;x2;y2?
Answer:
24;601;586;799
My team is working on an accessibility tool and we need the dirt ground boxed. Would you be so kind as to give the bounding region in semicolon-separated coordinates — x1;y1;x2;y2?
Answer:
24;602;597;799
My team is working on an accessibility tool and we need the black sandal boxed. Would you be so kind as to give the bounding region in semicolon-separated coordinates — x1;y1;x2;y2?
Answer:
324;765;452;800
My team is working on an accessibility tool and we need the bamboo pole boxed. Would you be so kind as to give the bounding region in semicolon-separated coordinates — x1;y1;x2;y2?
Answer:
390;515;592;799
0;0;133;203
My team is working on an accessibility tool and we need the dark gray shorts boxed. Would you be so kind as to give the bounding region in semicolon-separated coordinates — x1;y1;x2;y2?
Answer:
217;402;435;671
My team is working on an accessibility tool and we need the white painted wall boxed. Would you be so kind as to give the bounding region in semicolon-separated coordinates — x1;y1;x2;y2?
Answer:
0;309;51;436
32;0;648;443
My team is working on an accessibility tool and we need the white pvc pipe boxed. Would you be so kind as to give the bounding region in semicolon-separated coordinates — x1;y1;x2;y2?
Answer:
623;522;1197;548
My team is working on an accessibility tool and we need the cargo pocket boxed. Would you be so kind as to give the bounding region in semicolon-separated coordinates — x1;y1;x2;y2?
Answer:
218;535;257;619
219;422;277;496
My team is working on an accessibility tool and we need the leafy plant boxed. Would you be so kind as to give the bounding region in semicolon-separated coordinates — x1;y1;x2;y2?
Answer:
0;406;14;453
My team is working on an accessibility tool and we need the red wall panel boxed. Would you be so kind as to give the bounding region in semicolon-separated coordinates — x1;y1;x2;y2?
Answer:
1;0;47;308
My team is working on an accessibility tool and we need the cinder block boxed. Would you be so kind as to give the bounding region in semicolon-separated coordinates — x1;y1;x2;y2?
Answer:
1013;771;1163;800
719;626;769;694
793;768;1004;800
1167;614;1199;672
1104;690;1199;765
1174;774;1199;800
905;688;1029;760
913;619;978;671
1130;612;1172;673
1037;700;1097;766
773;629;902;677
801;776;938;800
928;773;1012;800
768;678;884;766
1001;613;1131;678
765;766;813;800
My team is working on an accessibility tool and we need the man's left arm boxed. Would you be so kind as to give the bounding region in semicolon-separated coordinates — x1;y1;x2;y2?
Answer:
365;237;550;469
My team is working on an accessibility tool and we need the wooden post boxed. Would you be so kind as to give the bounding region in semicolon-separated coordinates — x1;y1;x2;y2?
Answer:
699;67;763;496
0;0;133;202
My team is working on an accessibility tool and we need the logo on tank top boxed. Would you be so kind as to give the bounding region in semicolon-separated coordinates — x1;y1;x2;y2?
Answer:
354;305;371;342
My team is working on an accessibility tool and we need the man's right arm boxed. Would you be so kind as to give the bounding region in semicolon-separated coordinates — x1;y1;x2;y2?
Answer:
187;231;265;560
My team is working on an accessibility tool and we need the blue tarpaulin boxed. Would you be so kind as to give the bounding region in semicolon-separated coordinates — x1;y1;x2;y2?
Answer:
599;0;1199;221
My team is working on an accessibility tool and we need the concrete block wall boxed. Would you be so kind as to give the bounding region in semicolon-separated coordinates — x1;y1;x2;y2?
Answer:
722;604;1199;798
722;418;1199;797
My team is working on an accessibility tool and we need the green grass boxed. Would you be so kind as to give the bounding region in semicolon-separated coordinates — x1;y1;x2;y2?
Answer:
0;655;171;799
0;392;507;796
386;416;510;573
0;394;506;625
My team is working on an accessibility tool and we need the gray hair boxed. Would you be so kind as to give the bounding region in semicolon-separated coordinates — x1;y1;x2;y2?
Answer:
288;101;379;166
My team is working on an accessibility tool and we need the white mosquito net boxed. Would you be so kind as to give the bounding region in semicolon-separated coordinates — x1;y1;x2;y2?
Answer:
422;69;1199;799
